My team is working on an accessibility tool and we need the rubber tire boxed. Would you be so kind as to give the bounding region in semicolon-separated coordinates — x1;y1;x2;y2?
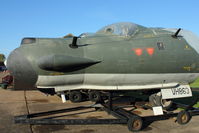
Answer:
69;91;83;103
177;111;191;125
127;116;143;132
149;94;173;110
89;91;101;102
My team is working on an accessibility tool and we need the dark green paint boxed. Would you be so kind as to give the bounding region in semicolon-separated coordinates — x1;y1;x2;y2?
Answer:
17;27;199;76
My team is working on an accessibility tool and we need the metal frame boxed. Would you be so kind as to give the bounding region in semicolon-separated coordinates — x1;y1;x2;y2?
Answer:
14;93;199;131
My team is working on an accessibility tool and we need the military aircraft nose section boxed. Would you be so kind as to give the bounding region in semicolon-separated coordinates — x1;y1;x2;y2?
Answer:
7;49;38;90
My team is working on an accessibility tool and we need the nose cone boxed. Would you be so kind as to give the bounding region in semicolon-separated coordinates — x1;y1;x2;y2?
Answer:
7;48;38;90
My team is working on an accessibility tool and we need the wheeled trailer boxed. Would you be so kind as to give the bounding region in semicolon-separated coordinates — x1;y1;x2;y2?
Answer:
14;93;199;132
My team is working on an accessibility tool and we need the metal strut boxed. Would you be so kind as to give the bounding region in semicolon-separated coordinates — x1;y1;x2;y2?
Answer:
14;104;128;125
108;91;113;111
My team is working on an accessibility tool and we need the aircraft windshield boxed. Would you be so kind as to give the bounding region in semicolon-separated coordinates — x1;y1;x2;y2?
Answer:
96;22;146;36
79;33;95;38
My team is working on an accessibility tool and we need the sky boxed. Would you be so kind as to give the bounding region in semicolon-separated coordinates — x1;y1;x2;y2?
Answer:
0;0;199;57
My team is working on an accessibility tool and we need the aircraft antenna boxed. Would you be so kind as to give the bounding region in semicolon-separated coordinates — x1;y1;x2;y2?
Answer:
172;28;181;38
69;36;79;48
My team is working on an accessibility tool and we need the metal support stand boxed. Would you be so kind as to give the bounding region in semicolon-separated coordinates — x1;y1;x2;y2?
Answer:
14;96;199;132
108;92;112;111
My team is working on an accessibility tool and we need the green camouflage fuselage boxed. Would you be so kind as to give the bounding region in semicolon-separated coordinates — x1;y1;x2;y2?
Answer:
7;23;199;91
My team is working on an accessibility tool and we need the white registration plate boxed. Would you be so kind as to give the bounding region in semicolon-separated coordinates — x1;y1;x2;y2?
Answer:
161;85;192;99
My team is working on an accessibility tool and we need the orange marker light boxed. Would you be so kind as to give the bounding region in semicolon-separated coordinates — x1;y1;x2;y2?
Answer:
146;48;154;56
134;48;143;56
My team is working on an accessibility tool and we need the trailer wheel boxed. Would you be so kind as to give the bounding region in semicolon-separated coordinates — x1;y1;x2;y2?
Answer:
127;116;143;132
69;91;83;103
177;111;191;125
89;91;101;102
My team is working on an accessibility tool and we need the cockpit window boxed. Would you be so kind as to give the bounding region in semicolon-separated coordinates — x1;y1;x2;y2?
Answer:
21;38;36;45
96;22;146;36
79;33;95;38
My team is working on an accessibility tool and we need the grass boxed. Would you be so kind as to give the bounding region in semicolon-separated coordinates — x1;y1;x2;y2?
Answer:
193;102;199;108
174;91;199;108
189;78;199;107
190;78;199;88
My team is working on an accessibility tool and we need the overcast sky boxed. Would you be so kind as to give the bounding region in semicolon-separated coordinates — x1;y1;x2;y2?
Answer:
0;0;199;56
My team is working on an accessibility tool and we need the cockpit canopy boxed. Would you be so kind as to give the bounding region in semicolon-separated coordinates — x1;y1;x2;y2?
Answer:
96;22;146;36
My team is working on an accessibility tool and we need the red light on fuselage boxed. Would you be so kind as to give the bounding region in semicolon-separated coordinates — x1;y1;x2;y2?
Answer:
146;48;154;56
134;48;143;56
